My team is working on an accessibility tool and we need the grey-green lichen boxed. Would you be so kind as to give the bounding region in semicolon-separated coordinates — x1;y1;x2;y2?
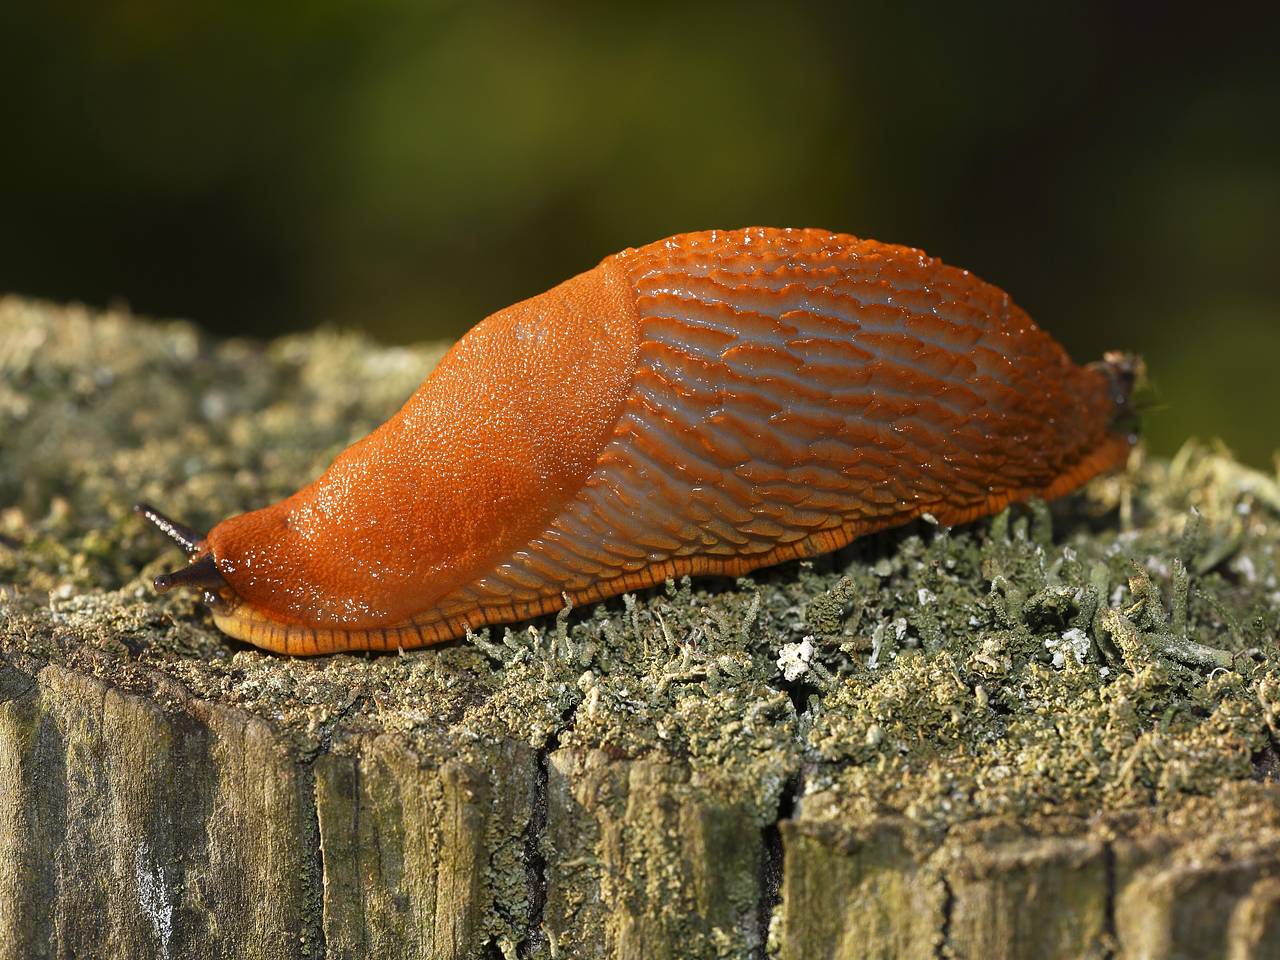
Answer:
3;296;1280;955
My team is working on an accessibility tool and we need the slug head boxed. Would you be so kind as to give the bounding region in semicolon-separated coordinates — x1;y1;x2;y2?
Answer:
134;503;236;611
145;261;638;641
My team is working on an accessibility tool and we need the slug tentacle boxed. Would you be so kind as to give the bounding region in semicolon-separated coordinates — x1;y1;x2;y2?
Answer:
140;227;1139;656
134;502;206;555
152;553;226;594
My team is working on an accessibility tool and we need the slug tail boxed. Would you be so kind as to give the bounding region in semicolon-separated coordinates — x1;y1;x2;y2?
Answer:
1012;351;1141;511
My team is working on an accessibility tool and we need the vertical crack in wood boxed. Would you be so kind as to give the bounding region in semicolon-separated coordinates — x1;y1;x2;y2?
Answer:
1102;839;1118;960
519;694;579;958
936;872;954;960
297;757;327;960
350;756;366;957
755;772;801;958
518;746;551;960
299;694;365;959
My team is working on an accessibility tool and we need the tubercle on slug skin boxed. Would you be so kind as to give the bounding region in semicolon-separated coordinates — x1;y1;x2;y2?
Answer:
142;227;1138;656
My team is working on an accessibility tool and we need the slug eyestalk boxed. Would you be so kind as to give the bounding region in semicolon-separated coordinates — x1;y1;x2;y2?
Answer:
134;502;231;609
133;502;206;556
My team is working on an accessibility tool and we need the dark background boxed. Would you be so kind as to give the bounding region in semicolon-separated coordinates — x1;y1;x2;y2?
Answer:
3;2;1277;465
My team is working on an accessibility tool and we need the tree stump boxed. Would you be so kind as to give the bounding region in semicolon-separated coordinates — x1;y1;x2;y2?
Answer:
2;296;1279;959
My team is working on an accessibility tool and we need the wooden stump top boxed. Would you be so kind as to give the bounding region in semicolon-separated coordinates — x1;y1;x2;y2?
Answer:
3;296;1280;959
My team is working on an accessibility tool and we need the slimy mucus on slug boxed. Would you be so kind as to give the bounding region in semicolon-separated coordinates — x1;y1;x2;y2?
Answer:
138;227;1138;655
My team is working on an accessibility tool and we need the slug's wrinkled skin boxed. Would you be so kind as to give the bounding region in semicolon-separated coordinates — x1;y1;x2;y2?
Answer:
143;228;1136;655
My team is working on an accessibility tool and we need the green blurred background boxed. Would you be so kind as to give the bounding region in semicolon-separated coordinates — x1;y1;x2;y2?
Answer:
2;2;1277;464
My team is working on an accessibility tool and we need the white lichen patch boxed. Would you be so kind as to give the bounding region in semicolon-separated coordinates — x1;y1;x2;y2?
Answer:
135;844;173;958
1044;627;1091;669
777;637;815;682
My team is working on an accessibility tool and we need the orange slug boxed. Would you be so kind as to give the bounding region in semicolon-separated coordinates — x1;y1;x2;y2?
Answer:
138;227;1137;656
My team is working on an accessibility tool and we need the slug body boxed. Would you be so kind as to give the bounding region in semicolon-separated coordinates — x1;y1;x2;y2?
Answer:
142;228;1136;655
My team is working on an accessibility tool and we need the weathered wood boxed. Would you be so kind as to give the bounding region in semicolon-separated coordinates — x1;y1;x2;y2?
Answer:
0;662;535;960
543;748;766;958
773;797;1280;960
313;736;536;959
0;664;319;960
1113;822;1280;960
3;296;1280;959
944;823;1110;959
774;807;1114;960
774;816;946;959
